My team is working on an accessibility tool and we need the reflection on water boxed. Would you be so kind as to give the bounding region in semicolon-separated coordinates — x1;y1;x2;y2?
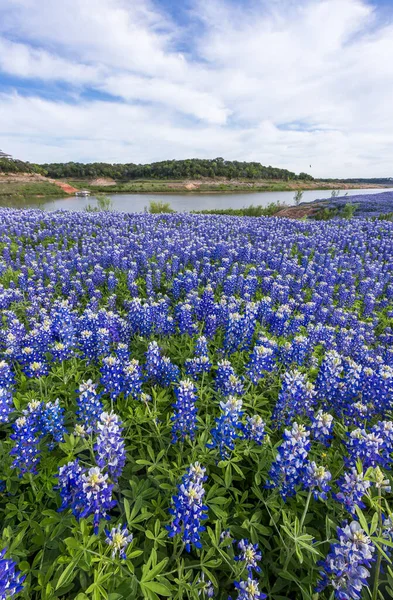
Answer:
1;188;393;212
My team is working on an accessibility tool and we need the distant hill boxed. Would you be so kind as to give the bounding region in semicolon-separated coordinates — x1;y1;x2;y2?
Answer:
319;178;393;185
0;157;313;181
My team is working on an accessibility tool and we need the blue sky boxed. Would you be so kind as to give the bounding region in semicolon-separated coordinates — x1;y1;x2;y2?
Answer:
0;0;393;177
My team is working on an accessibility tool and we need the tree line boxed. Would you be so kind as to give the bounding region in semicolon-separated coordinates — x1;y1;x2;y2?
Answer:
0;156;313;181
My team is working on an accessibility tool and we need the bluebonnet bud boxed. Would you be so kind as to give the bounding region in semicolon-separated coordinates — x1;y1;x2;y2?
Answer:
105;524;133;559
167;462;208;552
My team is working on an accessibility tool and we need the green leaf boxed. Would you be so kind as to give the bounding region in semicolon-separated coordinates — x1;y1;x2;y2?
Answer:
141;582;172;596
141;558;168;582
55;555;81;590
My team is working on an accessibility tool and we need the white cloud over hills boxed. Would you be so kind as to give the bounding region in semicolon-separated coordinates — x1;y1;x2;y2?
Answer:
0;0;392;177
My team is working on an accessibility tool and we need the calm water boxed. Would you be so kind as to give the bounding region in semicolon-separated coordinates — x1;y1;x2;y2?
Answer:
27;188;393;212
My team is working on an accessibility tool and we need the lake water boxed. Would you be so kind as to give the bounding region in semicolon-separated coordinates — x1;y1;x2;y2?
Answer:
32;187;393;212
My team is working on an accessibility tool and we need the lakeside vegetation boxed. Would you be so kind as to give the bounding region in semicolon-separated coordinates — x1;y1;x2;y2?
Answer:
0;180;67;207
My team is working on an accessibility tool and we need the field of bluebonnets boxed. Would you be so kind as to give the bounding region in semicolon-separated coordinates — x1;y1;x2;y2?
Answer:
1;208;393;600
321;191;393;218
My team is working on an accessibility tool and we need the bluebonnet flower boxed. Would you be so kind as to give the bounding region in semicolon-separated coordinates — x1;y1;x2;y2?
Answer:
314;350;343;410
105;524;133;559
272;370;316;428
197;572;214;598
316;521;375;600
232;578;267;600
215;360;235;394
207;397;243;460
195;336;208;357
245;345;276;385
10;401;42;476
76;380;103;434
311;410;334;446
185;355;212;378
41;399;66;449
243;415;266;445
114;342;129;362
24;359;49;379
334;468;371;515
80;467;117;534
95;412;126;481
235;539;262;574
345;428;387;469
57;460;116;534
302;462;332;501
0;361;14;389
0;388;13;423
51;341;73;362
0;548;25;599
171;379;198;443
145;342;180;387
100;356;124;400
123;359;143;400
57;460;83;511
266;423;311;500
167;462;208;552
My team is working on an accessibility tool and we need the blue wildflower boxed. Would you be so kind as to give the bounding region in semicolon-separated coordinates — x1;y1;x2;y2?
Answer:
171;379;198;443
243;415;266;446
95;412;126;482
233;578;267;600
0;548;25;599
0;388;13;423
266;422;311;501
76;380;103;434
316;521;375;600
302;462;332;501
235;539;262;574
105;524;133;559
207;397;243;460
334;468;371;515
167;462;208;552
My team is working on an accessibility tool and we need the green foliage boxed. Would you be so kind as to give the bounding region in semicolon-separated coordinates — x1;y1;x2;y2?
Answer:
294;190;304;206
31;158;313;182
192;202;286;217
147;201;175;214
84;195;114;213
342;203;358;219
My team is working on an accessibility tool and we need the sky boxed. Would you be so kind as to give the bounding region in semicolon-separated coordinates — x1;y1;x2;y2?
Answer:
0;0;393;177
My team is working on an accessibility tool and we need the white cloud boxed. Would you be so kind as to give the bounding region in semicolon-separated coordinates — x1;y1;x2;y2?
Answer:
0;0;393;176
